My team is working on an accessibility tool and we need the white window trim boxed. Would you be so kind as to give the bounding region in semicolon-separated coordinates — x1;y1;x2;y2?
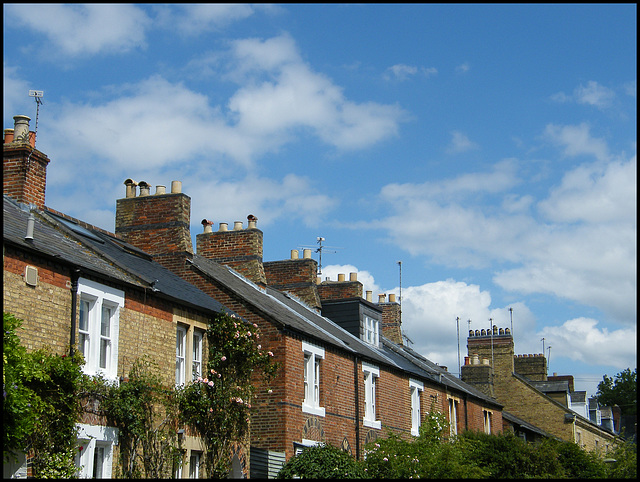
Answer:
75;423;118;479
410;379;424;436
176;325;187;386
77;278;123;382
362;362;381;429
448;398;458;436
192;330;203;381
301;341;325;417
363;315;379;347
483;409;492;434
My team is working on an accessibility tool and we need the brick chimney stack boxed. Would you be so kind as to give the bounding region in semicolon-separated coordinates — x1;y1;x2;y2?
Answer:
377;293;403;344
196;215;267;287
3;115;50;208
115;180;193;269
264;249;321;309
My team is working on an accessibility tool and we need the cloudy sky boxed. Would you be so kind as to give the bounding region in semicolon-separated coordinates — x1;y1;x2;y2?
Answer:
4;4;636;397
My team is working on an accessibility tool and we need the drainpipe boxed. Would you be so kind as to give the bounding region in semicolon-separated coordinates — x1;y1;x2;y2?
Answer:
69;268;80;356
354;355;360;460
463;393;468;430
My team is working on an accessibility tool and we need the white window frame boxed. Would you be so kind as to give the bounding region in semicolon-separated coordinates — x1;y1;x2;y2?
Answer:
410;379;424;436
301;341;325;417
192;330;203;381
176;325;187;386
189;451;201;479
77;278;123;382
483;409;492;434
75;423;118;479
362;362;381;429
448;398;458;436
363;315;379;347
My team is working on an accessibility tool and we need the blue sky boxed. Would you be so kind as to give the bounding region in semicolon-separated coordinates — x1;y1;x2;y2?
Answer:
4;4;636;397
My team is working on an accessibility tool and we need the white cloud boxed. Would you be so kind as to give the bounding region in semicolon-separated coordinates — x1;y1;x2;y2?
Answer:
3;64;33;123
543;123;610;162
375;148;636;326
551;81;618;110
384;64;418;81
539;318;637;369
154;4;256;35
5;4;150;57
455;62;470;73
574;81;615;109
445;130;480;154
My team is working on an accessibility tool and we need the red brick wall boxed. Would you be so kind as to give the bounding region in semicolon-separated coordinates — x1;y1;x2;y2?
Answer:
3;144;50;209
115;193;193;256
197;229;266;286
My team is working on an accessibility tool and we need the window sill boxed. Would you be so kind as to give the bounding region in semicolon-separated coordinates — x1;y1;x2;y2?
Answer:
363;418;381;429
302;403;325;417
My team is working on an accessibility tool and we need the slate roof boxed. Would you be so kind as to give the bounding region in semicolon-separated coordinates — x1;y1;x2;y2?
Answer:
189;253;501;406
6;194;506;405
3;195;226;314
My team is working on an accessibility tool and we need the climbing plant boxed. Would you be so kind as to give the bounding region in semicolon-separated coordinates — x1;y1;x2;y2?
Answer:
3;312;85;478
178;311;279;478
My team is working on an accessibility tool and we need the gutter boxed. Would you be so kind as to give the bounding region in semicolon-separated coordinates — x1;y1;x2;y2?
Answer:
69;268;80;356
354;355;360;460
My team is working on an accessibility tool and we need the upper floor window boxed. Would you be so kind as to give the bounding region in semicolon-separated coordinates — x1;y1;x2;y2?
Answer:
363;315;379;347
175;317;206;387
483;409;492;434
362;362;381;429
448;398;458;436
410;379;424;436
192;331;203;381
176;325;187;386
77;278;124;382
302;340;325;417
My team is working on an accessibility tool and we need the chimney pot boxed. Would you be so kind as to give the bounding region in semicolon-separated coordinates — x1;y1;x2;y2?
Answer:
138;181;150;196
291;249;299;259
247;214;258;229
366;291;372;302
303;249;312;259
349;272;357;281
12;115;31;143
464;356;470;365
155;185;166;195
233;221;243;231
4;128;14;143
124;179;137;198
201;219;214;233
388;293;396;302
171;181;182;193
338;273;345;282
378;294;386;303
219;222;228;232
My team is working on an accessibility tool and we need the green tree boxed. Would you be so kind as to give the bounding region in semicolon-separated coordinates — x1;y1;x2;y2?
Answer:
178;311;278;478
595;368;637;415
3;312;85;477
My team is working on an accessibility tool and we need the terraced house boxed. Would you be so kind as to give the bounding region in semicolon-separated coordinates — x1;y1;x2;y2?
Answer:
5;113;505;478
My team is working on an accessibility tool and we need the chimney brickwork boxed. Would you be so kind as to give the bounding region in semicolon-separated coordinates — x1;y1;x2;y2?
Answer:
3;116;50;209
264;258;321;309
196;220;266;287
514;354;548;381
378;300;403;344
317;277;363;302
465;327;515;378
115;186;194;264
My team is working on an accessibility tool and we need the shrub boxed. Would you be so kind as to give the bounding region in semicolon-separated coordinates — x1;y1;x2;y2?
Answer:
277;443;367;479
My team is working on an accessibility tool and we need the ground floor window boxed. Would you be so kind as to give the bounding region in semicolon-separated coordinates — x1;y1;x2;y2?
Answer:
75;424;118;478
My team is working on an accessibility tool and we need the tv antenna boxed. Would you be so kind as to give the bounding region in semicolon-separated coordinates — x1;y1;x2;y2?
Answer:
26;90;43;165
299;237;341;276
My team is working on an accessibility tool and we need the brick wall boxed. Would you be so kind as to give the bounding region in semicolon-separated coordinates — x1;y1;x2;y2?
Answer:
115;192;193;256
3;248;72;353
264;258;321;309
3;143;50;209
317;279;363;301
196;225;266;287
